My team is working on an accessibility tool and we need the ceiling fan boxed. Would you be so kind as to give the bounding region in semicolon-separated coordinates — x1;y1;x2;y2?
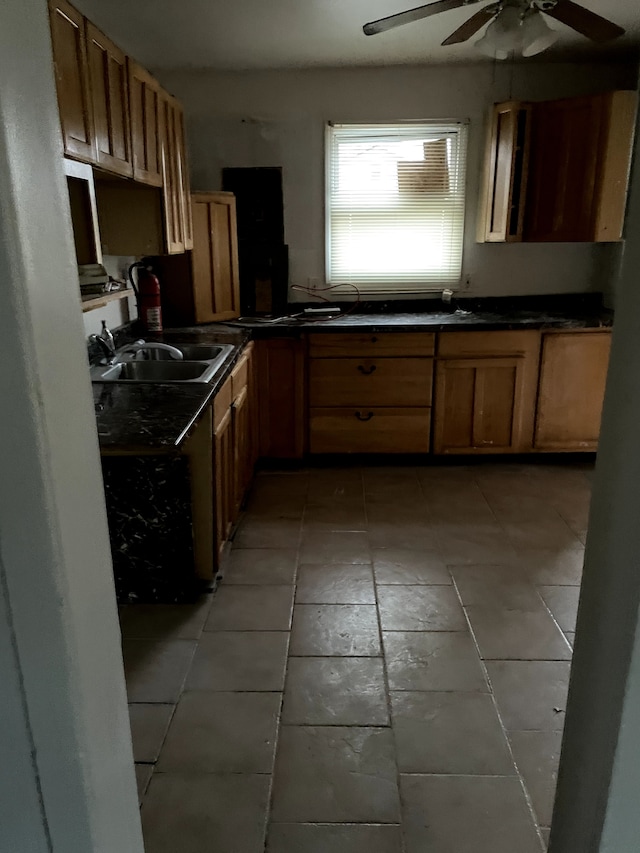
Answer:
363;0;625;59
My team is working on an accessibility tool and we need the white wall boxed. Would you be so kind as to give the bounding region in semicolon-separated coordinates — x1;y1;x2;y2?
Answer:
159;61;637;302
0;1;143;849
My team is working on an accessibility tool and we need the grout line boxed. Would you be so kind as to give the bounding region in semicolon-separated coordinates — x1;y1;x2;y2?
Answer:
366;473;409;853
451;573;549;852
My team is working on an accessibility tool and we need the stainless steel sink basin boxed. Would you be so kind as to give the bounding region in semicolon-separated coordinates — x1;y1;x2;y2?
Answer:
102;361;210;381
91;342;235;383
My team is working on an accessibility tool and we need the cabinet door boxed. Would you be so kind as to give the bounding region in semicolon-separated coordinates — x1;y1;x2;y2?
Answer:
160;93;185;254
48;0;95;162
175;107;193;249
191;194;241;322
525;95;606;242
214;408;233;555
434;357;531;454
535;332;611;451
257;339;306;459
232;386;251;516
479;101;531;243
128;60;163;187
86;23;132;178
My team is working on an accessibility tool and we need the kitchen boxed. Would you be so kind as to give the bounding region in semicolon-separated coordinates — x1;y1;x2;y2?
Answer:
3;0;635;843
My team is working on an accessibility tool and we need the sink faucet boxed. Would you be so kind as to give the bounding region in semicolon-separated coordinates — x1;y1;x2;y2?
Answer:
90;320;116;363
118;341;184;361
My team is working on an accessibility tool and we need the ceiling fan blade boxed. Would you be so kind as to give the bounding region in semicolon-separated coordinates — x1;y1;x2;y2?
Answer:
363;0;481;36
441;5;497;45
544;0;625;43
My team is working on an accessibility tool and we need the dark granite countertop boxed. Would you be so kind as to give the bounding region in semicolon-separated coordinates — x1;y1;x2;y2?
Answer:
221;293;613;336
94;327;250;451
94;295;612;452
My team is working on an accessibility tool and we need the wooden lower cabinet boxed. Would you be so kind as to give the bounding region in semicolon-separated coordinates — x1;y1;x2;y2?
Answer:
257;338;306;459
310;357;433;408
534;331;612;451
310;408;431;454
214;405;234;557
433;331;541;454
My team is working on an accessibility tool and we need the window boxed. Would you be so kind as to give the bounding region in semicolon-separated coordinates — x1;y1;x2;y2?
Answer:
326;121;468;295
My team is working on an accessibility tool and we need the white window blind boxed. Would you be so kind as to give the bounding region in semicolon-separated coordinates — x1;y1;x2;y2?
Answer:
326;122;468;294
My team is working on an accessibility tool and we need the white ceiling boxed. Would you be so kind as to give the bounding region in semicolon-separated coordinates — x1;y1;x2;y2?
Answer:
74;0;640;70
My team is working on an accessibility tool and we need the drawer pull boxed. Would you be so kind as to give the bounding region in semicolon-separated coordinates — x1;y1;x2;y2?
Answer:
357;365;377;375
371;336;378;343
355;411;374;422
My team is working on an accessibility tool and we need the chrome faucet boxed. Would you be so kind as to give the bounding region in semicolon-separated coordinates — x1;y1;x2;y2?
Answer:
118;341;184;361
90;320;117;363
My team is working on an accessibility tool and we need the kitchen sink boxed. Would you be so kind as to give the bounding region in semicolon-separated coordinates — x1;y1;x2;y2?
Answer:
91;342;235;383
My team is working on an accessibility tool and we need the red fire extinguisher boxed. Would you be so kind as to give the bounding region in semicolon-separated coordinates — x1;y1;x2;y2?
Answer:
129;261;163;332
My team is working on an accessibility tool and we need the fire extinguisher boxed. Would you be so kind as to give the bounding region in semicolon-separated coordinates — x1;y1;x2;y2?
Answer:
129;260;163;332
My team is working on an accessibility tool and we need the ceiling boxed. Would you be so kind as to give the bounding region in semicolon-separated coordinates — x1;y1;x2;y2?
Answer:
74;0;640;70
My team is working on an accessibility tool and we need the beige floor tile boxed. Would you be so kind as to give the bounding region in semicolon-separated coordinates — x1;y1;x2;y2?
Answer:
450;564;542;609
135;764;153;805
186;632;289;691
299;531;371;564
296;564;376;604
400;775;541;853
303;503;368;531
128;704;174;763
223;549;298;585
368;523;440;550
486;661;570;731
564;631;575;647
142;772;270;853
465;605;572;660
538;586;580;632
509;730;563;828
502;518;582;551
267;823;403;853
436;522;518;564
540;827;551;847
391;691;515;774
290;605;381;656
272;726;400;823
520;547;585;586
123;639;197;703
282;657;388;725
120;600;212;640
157;691;280;773
205;585;294;631
383;631;489;692
378;585;467;631
372;549;451;585
233;517;302;549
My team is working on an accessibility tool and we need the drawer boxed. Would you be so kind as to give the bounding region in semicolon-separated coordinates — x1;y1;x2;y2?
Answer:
309;332;435;358
437;330;540;359
310;357;433;407
310;407;431;454
213;376;232;429
231;353;249;398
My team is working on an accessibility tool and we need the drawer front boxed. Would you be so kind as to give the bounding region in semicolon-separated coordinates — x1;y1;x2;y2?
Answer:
213;376;232;429
310;358;433;407
438;330;540;359
309;332;435;358
310;407;431;454
231;353;249;399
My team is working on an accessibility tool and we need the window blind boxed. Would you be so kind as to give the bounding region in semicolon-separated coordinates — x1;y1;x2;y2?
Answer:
326;122;468;294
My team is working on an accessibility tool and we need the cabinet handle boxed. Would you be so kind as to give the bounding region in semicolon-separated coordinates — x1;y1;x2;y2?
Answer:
357;365;377;375
355;411;374;422
371;336;378;343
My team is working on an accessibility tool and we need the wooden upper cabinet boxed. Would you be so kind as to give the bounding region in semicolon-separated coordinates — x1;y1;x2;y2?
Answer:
478;101;531;243
48;0;95;161
128;60;163;187
525;91;637;242
535;331;612;451
159;93;193;254
86;23;132;178
191;192;240;322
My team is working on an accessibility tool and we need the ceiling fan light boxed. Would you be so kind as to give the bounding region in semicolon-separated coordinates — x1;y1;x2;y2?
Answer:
521;11;559;57
474;6;523;60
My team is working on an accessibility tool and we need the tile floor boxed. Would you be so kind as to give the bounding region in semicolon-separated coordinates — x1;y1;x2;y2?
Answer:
121;461;590;852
